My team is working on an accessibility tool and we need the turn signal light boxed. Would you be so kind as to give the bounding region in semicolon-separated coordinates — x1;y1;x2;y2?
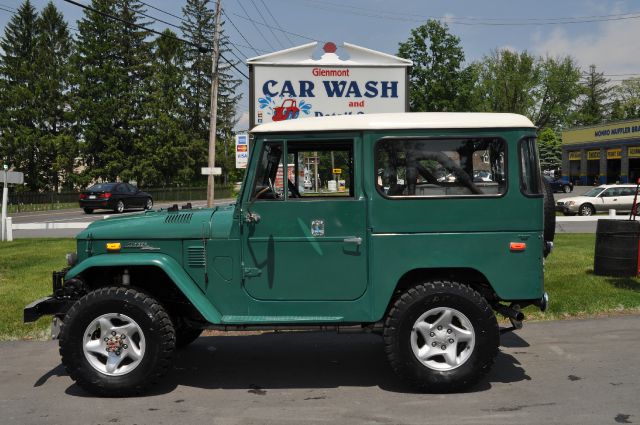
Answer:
106;242;121;252
510;242;526;252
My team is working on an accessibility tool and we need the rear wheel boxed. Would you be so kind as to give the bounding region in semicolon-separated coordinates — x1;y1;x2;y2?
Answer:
383;281;498;393
59;287;175;396
83;208;93;214
114;200;125;214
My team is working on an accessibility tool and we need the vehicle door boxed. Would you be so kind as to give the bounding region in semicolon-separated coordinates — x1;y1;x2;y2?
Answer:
240;137;368;301
616;187;637;211
114;184;130;207
598;188;619;211
126;184;144;208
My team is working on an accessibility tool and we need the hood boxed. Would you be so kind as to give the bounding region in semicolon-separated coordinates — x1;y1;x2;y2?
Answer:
557;196;596;204
77;208;217;240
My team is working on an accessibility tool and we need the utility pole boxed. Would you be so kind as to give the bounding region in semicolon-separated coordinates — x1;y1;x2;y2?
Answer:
206;0;222;208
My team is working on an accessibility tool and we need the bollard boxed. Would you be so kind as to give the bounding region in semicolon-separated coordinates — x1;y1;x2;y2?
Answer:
5;217;12;241
609;209;617;217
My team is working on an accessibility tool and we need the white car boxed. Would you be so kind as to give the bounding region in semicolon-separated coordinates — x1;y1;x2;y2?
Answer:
556;185;639;216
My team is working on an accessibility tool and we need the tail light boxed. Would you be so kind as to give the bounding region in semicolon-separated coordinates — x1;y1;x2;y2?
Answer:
79;193;87;199
98;192;112;199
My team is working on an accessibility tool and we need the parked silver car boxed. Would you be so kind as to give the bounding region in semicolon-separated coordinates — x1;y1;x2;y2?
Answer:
556;185;639;216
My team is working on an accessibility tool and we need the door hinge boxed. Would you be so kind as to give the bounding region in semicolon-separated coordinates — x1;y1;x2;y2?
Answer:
243;267;262;278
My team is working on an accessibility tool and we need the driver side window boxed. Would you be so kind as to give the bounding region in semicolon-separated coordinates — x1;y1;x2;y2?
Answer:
251;142;284;200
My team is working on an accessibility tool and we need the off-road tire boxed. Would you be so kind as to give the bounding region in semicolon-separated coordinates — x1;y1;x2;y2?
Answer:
59;287;176;397
541;177;556;243
383;281;499;393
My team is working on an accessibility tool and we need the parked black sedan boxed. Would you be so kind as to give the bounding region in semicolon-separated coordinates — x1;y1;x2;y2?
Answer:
544;176;573;193
79;183;153;214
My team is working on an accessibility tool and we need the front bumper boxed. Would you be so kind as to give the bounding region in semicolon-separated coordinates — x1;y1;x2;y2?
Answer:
23;269;73;323
24;297;70;323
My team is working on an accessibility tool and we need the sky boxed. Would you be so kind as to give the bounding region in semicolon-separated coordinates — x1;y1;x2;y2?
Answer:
1;0;640;130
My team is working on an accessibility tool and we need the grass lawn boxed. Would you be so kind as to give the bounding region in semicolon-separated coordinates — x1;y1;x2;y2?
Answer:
526;233;640;319
0;239;74;340
1;234;639;341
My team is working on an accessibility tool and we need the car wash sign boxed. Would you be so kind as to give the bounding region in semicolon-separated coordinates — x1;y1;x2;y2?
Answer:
248;42;411;128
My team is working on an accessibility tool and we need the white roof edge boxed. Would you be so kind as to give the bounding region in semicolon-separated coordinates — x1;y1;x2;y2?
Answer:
343;42;413;66
247;42;318;64
251;113;536;133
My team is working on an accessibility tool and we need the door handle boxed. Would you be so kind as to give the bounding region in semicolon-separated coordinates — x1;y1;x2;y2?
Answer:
344;237;362;245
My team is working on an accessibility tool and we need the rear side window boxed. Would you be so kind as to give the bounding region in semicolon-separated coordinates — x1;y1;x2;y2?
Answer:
519;137;541;196
375;138;506;197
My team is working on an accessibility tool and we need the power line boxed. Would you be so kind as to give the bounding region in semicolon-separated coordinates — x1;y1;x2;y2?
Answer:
236;0;275;50
139;1;186;24
260;0;293;46
220;9;261;56
283;0;640;26
61;0;249;79
230;11;319;42
249;0;285;49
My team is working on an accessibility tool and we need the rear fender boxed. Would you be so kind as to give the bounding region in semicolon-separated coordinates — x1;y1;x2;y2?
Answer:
65;253;222;323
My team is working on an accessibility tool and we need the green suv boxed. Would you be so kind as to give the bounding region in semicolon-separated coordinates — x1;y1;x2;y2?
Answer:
25;113;552;396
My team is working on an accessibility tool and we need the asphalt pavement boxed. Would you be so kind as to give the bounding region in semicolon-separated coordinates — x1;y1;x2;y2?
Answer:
2;186;626;237
1;315;638;424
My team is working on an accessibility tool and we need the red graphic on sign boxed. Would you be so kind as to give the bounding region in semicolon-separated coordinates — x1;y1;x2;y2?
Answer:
272;99;300;121
237;145;248;152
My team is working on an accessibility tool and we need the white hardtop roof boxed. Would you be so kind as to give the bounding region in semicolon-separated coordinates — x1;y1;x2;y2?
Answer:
251;113;536;134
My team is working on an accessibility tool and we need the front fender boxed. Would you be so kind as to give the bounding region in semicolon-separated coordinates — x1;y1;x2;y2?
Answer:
65;253;222;323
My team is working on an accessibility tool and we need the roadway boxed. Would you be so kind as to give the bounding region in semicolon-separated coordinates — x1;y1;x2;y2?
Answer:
0;315;638;424
4;186;630;237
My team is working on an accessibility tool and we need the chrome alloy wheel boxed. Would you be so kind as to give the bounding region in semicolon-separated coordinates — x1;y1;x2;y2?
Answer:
411;307;475;371
83;313;146;376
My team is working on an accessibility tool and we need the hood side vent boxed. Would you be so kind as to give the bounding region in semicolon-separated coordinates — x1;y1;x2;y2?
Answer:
165;213;193;224
187;246;206;267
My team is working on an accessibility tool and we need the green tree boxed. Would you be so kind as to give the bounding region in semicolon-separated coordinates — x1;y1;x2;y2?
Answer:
573;64;611;126
474;50;582;130
181;0;242;185
537;127;562;171
0;0;41;189
610;77;640;121
475;49;539;117
73;0;151;184
397;20;467;112
35;2;75;191
136;30;193;186
532;56;582;129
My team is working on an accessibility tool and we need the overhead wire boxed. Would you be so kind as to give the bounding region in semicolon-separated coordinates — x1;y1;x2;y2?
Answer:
220;9;261;56
260;0;294;46
249;0;285;49
61;0;249;80
230;11;319;42
236;0;275;50
283;0;640;26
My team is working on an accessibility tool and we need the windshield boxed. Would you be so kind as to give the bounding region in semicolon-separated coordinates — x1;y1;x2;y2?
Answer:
583;187;604;197
87;183;116;192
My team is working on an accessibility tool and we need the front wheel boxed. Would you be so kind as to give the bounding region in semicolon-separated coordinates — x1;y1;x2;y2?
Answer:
144;198;153;210
59;287;176;396
579;204;595;216
383;281;499;393
563;185;571;193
